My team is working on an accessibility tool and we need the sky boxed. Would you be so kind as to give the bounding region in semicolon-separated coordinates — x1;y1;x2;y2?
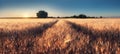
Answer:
0;0;120;17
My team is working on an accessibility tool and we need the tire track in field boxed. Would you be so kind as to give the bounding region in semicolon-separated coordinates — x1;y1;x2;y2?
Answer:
35;20;79;53
0;20;119;54
0;20;59;37
0;20;59;54
66;21;120;42
66;21;120;54
21;20;59;37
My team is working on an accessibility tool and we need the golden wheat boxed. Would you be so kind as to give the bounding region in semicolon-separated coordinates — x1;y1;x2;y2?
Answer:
0;18;119;54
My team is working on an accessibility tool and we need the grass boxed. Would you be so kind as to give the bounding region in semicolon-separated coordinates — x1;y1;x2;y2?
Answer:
0;18;120;54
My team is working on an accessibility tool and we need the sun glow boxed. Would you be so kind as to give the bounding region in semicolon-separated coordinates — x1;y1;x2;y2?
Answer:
23;13;30;18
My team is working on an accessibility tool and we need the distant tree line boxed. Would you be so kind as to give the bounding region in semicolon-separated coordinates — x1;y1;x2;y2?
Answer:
37;10;103;18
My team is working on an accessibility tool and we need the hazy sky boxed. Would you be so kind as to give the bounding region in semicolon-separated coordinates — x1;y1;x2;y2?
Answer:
0;0;120;17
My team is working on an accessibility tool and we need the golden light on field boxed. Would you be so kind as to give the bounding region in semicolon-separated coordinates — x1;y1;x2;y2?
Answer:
0;19;119;53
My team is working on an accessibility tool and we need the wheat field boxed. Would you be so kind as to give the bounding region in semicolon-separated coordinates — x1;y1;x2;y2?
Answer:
0;18;120;54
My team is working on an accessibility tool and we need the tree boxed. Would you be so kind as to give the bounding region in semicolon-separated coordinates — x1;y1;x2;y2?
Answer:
100;16;103;18
37;10;48;18
78;14;87;18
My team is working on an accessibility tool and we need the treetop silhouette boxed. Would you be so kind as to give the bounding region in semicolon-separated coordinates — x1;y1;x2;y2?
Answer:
37;10;48;18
